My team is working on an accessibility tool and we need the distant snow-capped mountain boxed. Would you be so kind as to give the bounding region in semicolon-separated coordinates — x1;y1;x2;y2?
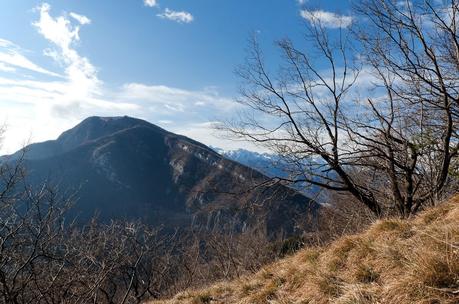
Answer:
214;147;332;203
211;148;287;178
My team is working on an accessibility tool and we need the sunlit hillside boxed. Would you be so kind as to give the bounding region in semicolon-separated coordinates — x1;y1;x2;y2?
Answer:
150;196;459;304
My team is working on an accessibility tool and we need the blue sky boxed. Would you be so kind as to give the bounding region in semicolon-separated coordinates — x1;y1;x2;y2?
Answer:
0;0;353;153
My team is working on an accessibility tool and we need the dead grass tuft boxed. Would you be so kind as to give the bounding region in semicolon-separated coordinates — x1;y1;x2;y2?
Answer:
148;195;459;304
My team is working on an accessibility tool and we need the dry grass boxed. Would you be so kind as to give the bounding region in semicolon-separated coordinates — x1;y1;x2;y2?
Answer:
148;196;459;304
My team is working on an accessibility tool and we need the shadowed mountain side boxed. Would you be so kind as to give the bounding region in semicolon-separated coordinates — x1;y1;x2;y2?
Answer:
8;116;319;236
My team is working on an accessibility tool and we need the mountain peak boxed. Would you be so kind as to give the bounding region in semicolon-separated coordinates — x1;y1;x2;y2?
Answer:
6;116;166;161
56;116;164;152
60;116;151;138
11;115;316;234
81;115;142;125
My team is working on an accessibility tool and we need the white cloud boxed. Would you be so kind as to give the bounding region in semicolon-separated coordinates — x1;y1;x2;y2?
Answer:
0;3;254;155
0;38;61;76
34;4;80;52
33;3;101;101
0;62;15;72
118;83;238;113
157;8;193;23
69;12;91;25
300;10;353;28
0;3;136;153
174;122;268;153
144;0;158;7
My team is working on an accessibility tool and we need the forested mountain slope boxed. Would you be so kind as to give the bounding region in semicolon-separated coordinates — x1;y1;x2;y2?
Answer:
5;116;318;235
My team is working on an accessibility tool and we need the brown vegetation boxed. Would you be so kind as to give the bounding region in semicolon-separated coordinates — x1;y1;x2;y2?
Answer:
149;195;459;304
0;150;288;303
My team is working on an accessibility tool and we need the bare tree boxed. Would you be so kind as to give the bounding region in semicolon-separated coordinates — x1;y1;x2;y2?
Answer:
0;150;289;303
225;0;459;218
0;151;73;303
353;0;459;216
0;147;181;303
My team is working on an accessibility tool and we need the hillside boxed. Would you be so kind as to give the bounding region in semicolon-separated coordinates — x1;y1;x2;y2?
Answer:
149;196;459;304
5;116;317;235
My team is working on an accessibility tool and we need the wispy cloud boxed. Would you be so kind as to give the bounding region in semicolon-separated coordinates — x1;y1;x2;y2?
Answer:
118;83;237;114
300;10;353;28
0;38;60;76
0;3;243;154
69;12;91;25
157;8;193;23
0;3;138;153
144;0;158;8
142;1;193;24
33;3;101;102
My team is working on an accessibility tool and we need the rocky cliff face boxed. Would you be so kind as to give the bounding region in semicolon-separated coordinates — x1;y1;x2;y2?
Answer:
8;116;319;236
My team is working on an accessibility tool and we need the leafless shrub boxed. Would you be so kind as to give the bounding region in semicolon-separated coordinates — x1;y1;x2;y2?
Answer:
0;150;292;303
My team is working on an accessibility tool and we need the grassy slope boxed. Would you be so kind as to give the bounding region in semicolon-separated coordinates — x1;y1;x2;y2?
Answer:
149;196;459;304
